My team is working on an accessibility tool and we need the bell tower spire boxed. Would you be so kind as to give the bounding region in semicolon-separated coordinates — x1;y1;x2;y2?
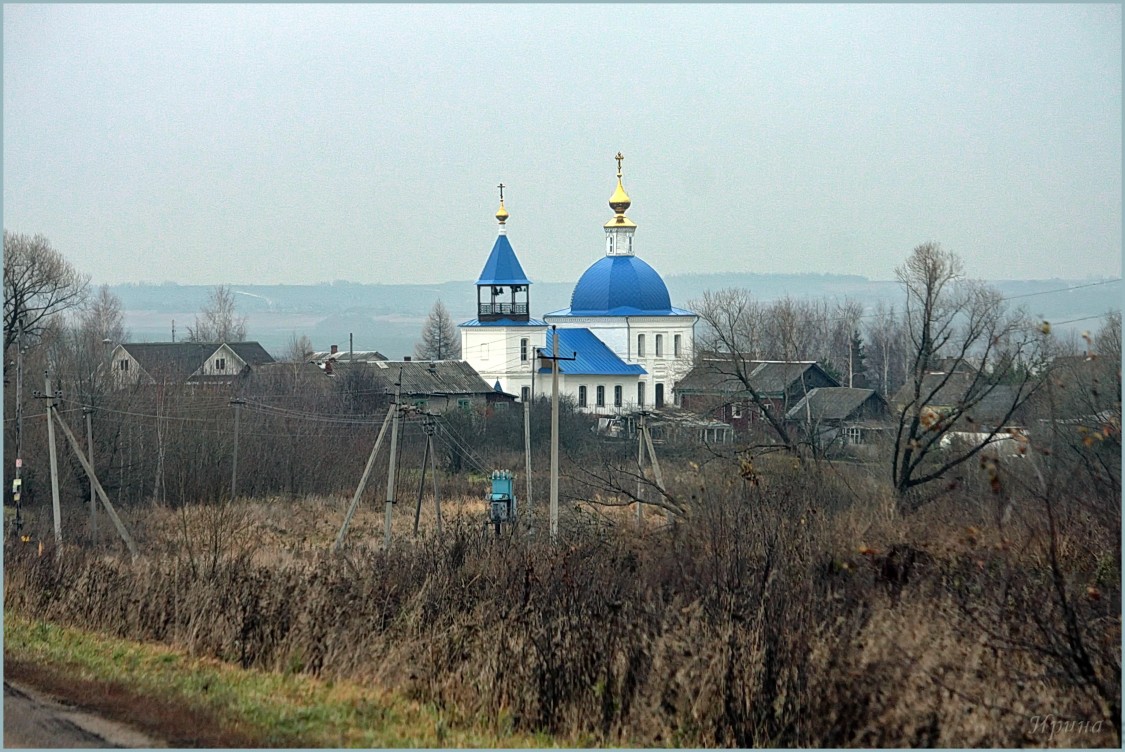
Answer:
604;151;637;256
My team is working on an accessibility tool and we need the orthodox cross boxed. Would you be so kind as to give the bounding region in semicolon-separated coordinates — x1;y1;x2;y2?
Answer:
497;182;505;202
615;152;624;177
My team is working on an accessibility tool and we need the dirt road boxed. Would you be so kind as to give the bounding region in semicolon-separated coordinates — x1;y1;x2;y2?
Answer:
3;681;162;749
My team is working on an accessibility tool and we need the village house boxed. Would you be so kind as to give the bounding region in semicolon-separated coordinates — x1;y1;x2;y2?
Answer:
109;341;275;390
784;386;889;453
341;358;516;413
675;358;840;432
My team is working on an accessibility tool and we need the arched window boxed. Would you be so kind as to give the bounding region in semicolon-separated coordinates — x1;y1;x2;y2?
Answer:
614;385;623;407
578;385;587;408
520;338;529;362
674;334;682;357
596;385;605;407
521;386;531;402
655;335;663;357
637;334;646;358
637;381;645;407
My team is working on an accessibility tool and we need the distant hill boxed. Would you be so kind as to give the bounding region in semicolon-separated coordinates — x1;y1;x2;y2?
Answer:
110;274;1120;359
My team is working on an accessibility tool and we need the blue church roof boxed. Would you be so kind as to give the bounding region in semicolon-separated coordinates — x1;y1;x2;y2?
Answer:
554;256;681;316
538;328;647;377
476;235;531;286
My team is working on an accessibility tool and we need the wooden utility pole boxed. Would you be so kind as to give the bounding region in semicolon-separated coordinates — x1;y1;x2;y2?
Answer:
549;327;559;539
412;430;430;537
384;371;402;549
84;406;97;540
523;394;533;532
641;414;670;521
50;408;138;559
230;398;245;499
333;408;394;552
13;317;25;538
636;412;645;523
44;371;62;546
541;327;577;542
428;428;442;537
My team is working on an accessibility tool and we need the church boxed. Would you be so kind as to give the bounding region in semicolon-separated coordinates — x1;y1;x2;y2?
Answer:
459;155;697;414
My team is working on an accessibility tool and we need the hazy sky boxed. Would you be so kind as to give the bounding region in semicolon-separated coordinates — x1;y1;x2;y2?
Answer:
3;3;1121;286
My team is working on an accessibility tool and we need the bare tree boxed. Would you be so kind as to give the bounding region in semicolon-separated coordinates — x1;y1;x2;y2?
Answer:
49;285;127;405
864;301;909;397
3;231;89;353
186;285;247;343
693;288;797;452
891;242;1045;507
414;299;460;360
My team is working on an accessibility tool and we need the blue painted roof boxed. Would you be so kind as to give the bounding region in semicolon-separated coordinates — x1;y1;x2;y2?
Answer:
476;235;531;286
563;256;672;315
459;317;547;328
537;328;647;377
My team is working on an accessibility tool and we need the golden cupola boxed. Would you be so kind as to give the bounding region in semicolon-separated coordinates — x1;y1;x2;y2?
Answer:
605;152;637;228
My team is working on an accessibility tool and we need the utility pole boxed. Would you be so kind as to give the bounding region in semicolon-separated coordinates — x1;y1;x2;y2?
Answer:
523;393;533;533
384;370;402;549
636;411;645;523
49;408;138;559
333;408;394;552
13;317;24;538
550;327;559;540
413;425;430;538
540;326;577;541
641;414;670;522
84;406;96;540
230;398;245;499
43;371;62;547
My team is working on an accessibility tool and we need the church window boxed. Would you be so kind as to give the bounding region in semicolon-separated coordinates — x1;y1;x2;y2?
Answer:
655;335;663;357
674;334;682;357
655;383;664;408
608;235;615;254
578;386;587;408
614;385;622;407
521;386;530;402
596;385;605;407
637;382;645;407
637;334;645;358
520;338;529;362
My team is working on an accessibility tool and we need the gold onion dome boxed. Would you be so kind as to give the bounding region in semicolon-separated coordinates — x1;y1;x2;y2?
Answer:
608;151;632;215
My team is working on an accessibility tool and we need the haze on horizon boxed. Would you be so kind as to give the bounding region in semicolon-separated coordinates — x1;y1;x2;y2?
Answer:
3;3;1121;287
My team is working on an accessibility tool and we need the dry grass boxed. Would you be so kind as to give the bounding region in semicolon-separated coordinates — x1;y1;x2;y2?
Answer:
5;457;1119;747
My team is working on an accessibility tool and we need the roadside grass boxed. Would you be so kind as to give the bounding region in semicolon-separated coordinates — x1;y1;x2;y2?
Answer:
3;612;563;748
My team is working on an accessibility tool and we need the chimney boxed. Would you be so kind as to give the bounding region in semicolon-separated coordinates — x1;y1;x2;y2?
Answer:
404;356;412;362
330;344;338;355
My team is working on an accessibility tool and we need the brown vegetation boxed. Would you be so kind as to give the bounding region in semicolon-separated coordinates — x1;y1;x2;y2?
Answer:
5;450;1119;747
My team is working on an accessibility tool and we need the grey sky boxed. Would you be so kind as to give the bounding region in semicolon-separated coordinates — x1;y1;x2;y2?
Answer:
3;3;1121;286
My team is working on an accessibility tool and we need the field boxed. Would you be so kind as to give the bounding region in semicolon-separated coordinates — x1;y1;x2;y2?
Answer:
4;450;1120;747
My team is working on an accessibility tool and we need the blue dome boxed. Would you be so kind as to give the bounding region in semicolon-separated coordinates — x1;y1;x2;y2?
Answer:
569;256;672;314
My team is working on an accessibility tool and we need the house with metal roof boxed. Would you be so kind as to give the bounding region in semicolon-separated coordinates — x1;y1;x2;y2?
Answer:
675;358;840;432
110;341;275;389
357;359;515;412
784;387;889;450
